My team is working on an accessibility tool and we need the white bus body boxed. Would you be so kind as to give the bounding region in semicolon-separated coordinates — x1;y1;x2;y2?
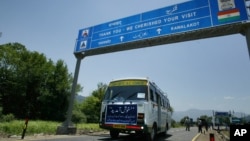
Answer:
99;78;172;141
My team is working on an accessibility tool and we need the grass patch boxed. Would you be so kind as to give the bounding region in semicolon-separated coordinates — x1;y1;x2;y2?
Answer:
0;120;104;136
76;123;103;131
76;123;104;133
0;120;60;136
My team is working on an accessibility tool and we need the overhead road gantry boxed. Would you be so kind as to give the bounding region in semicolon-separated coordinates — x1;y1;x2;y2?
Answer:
75;22;250;57
57;0;250;134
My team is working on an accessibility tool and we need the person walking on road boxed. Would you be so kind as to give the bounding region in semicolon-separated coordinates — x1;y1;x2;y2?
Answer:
185;117;190;131
197;119;202;133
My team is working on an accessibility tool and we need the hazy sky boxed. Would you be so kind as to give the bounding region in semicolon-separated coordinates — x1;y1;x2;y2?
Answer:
1;0;250;114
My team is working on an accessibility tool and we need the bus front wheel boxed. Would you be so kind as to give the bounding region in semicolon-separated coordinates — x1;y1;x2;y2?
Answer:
147;125;156;141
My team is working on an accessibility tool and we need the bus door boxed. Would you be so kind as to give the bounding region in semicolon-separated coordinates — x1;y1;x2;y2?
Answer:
157;93;161;131
149;87;157;124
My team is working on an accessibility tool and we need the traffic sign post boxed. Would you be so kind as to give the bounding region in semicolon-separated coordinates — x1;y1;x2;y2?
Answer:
57;53;85;135
245;27;250;60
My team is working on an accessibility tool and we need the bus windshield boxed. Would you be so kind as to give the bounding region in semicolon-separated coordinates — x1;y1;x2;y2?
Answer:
103;86;148;101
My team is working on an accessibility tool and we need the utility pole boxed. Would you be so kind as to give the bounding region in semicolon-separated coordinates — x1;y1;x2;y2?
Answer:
245;0;250;60
245;27;250;60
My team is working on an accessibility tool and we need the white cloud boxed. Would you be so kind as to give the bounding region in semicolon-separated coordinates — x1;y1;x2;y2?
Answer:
224;96;234;100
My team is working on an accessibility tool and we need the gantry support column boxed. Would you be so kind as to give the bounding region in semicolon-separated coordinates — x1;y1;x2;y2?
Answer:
56;53;85;134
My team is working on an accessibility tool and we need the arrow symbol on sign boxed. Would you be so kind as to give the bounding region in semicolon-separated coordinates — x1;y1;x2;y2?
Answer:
157;28;162;34
120;36;124;42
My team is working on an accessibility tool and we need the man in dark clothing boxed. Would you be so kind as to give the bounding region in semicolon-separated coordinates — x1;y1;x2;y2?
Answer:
197;119;202;133
185;117;190;131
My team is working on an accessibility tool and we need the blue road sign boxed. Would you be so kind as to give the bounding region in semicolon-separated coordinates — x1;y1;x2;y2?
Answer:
75;0;248;53
215;112;229;116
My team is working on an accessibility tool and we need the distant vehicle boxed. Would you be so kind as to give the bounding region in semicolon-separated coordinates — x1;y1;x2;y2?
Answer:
99;77;172;141
231;117;241;125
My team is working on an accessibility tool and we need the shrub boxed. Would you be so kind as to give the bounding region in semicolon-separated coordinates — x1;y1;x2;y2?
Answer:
72;110;87;124
0;120;101;135
0;120;61;135
0;120;23;135
1;114;15;122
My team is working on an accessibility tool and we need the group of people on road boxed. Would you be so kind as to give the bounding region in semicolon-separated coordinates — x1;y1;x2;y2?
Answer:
184;117;210;134
197;118;209;134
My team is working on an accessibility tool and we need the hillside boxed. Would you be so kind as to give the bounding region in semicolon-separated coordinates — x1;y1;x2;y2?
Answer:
172;109;213;121
75;95;86;103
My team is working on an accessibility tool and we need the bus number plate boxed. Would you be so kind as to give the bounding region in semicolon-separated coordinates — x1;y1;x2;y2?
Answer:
113;124;126;129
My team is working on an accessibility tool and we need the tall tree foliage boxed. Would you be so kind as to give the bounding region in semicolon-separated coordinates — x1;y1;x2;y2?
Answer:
0;43;28;118
0;43;80;121
80;83;107;123
37;60;71;120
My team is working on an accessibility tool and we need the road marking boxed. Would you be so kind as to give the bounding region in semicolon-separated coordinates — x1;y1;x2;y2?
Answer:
192;133;201;141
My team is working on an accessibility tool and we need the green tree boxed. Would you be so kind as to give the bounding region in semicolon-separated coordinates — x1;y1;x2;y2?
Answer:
169;106;174;115
199;115;212;123
37;60;71;121
91;83;107;100
171;119;181;128
80;83;107;123
81;96;100;123
0;43;82;121
180;116;190;125
72;101;87;123
0;43;30;118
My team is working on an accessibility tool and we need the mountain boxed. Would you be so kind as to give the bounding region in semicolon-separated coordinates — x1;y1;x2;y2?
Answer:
75;95;86;103
172;109;213;122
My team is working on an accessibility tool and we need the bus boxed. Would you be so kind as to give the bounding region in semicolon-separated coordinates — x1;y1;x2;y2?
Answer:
99;78;172;141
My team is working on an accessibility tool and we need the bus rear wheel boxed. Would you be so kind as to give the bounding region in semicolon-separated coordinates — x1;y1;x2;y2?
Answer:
110;130;119;139
163;123;168;136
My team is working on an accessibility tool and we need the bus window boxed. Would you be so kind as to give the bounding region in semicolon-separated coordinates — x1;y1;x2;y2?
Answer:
161;98;164;107
103;85;148;101
156;92;160;104
150;89;154;102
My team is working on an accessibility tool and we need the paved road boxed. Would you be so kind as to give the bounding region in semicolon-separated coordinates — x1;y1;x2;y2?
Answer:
166;127;198;141
6;127;199;141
